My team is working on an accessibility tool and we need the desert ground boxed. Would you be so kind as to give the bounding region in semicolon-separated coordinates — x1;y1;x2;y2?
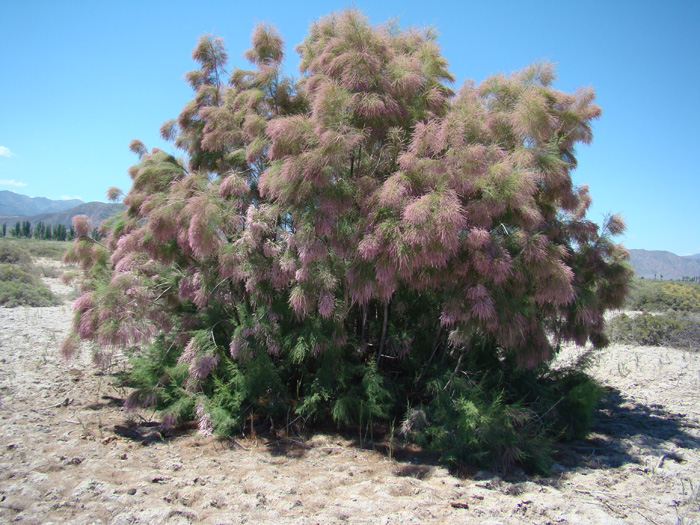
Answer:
0;264;698;524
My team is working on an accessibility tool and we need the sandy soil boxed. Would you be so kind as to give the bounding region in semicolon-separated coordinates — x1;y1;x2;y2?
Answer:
0;268;699;524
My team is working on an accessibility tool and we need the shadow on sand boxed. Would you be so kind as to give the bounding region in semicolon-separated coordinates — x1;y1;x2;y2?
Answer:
102;383;699;483
556;385;699;471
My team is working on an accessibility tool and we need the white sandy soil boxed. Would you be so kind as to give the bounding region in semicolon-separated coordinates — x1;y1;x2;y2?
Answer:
0;268;698;524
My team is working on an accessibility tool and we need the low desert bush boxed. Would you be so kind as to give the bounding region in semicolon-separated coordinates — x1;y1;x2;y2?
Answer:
0;263;59;307
627;279;700;313
22;239;71;261
0;242;32;265
608;311;700;349
613;279;700;349
0;240;61;307
34;265;61;279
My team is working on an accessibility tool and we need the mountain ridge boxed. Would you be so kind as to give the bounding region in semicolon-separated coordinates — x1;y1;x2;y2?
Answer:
0;190;83;216
628;249;700;280
0;202;125;230
0;190;123;230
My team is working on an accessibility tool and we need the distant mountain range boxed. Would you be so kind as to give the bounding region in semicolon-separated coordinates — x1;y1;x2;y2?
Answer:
0;190;124;229
628;249;700;280
0;190;83;216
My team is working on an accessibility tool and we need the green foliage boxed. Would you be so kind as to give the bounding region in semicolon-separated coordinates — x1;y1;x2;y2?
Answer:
608;311;700;349
127;337;193;415
548;369;604;440
0;238;70;261
409;344;603;473
0;262;59;307
626;279;700;313
612;279;700;349
419;374;552;473
0;241;32;265
0;239;62;307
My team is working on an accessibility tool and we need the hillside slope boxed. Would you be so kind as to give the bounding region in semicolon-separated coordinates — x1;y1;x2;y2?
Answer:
629;249;700;280
0;190;83;216
0;202;124;229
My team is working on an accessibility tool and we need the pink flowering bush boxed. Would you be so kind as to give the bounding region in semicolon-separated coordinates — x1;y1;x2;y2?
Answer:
64;10;631;472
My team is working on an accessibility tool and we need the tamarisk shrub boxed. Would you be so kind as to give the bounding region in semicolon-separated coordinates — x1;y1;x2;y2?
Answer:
64;9;631;472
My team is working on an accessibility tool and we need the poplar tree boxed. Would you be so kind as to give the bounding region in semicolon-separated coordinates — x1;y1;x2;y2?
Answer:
64;10;630;472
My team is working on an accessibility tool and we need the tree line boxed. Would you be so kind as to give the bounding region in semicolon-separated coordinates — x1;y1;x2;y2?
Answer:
0;220;84;241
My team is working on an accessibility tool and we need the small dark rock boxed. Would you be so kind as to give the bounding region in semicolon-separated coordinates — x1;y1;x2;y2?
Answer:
503;484;524;496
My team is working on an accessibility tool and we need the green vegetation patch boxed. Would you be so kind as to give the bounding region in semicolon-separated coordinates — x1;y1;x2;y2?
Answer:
613;279;700;349
608;311;700;349
626;279;700;313
0;240;62;307
0;242;32;265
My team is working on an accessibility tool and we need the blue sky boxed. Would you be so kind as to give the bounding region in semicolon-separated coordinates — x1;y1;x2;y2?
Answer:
1;1;698;254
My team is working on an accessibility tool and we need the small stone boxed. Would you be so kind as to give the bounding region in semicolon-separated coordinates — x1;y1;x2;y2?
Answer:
126;488;137;496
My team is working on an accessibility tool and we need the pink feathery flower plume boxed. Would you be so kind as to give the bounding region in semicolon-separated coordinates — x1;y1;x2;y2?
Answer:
318;291;334;318
177;338;198;365
72;215;91;237
73;293;93;313
229;335;248;360
196;403;214;437
189;353;220;381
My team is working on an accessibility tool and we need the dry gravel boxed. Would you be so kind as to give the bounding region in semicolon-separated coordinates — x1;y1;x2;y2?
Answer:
0;269;698;524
